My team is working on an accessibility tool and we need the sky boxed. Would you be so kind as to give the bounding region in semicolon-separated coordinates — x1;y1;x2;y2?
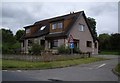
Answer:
0;1;119;35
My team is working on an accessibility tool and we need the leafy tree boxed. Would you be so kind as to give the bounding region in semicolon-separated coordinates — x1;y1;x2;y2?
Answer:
87;17;97;37
98;33;111;50
15;30;24;41
98;33;120;52
110;33;120;50
1;28;21;54
2;28;16;44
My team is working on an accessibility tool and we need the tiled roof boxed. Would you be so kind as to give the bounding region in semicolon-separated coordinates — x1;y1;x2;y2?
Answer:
20;11;97;42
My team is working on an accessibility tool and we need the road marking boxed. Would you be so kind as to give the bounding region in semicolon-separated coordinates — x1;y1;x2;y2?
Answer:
2;70;7;71
17;70;22;72
96;63;106;69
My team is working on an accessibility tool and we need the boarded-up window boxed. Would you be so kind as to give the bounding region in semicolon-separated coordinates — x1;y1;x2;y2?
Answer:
86;41;92;47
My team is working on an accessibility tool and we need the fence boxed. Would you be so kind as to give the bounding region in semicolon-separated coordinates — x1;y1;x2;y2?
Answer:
2;53;90;62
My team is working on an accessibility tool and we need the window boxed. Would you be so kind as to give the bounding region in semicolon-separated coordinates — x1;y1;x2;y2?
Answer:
26;29;30;33
95;42;97;48
79;24;84;31
28;40;32;46
86;41;92;47
58;22;63;29
52;23;57;29
51;40;58;48
40;26;46;30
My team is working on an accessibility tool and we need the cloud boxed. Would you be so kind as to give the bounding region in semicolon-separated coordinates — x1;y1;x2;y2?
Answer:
88;2;117;16
1;2;118;35
2;2;44;33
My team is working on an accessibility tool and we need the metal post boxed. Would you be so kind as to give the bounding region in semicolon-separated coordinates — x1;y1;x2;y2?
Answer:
71;48;73;55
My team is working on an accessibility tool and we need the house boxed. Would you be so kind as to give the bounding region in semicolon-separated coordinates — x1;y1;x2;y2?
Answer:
20;11;98;54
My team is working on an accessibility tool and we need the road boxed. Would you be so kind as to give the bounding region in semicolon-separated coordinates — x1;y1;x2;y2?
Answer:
2;55;119;81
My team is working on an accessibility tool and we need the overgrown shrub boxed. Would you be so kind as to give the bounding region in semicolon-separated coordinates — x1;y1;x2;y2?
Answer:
31;43;43;55
73;47;81;53
57;45;70;54
2;42;21;54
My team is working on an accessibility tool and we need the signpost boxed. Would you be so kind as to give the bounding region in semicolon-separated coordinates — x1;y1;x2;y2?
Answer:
68;34;74;54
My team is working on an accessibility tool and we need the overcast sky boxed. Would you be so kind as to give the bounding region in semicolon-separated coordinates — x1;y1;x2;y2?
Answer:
1;2;118;35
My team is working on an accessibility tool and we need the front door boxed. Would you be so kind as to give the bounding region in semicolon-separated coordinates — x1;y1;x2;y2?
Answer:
73;39;79;53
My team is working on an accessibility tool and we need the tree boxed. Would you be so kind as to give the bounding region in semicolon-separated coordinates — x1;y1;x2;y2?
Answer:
98;33;120;51
110;33;120;50
15;30;24;41
1;28;21;54
2;29;17;54
2;29;16;44
98;33;111;50
87;17;97;37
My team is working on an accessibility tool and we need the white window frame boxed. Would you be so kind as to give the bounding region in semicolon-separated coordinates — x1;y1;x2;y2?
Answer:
52;23;57;29
58;22;63;29
79;24;85;31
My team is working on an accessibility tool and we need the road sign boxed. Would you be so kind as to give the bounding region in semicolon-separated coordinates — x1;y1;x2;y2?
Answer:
68;34;74;43
70;42;74;49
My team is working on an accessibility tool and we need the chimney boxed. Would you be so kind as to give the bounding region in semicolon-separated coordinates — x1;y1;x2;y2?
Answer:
70;11;74;14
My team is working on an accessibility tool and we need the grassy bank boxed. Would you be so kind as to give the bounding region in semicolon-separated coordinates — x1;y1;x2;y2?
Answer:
99;50;120;55
2;57;107;70
115;64;120;73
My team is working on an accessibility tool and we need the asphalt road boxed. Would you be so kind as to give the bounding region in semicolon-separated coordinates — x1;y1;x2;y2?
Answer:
2;55;119;81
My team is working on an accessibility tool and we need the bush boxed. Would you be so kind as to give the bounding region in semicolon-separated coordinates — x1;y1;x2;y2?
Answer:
57;45;70;54
31;43;43;55
73;47;81;53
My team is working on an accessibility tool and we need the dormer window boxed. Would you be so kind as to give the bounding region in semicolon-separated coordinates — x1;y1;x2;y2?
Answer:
52;23;57;29
40;26;46;30
58;22;63;29
26;28;30;34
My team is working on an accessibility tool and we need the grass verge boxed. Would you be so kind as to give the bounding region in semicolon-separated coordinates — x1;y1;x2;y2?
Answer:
115;64;120;74
99;51;120;55
2;57;107;70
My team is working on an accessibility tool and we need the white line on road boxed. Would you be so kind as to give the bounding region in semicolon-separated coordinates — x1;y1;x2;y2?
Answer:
2;70;7;72
17;70;22;72
96;63;106;69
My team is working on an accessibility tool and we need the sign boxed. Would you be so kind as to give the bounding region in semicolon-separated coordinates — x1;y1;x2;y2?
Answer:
68;34;74;43
70;42;74;49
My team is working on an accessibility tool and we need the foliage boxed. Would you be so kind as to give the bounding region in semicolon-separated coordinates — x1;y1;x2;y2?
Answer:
31;43;43;55
1;28;21;54
87;17;97;37
57;45;70;54
2;29;16;44
73;47;81;53
115;64;120;73
98;33;111;50
2;42;21;54
98;33;120;53
99;50;120;55
110;33;120;50
15;30;24;41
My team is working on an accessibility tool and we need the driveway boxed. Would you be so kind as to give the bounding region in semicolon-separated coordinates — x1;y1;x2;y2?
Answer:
2;55;119;81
